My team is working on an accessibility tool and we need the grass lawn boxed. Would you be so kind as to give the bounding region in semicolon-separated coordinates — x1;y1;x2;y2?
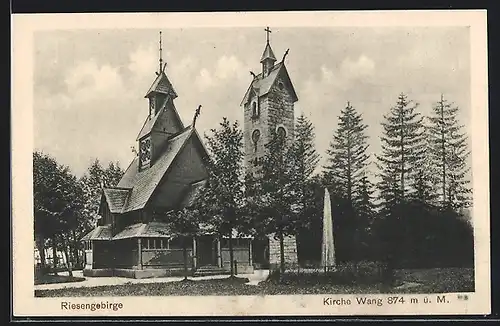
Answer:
390;267;475;293
34;273;86;285
34;267;474;297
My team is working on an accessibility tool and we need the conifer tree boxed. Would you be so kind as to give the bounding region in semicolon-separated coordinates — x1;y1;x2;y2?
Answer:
427;94;471;210
355;173;376;222
413;155;438;206
375;93;426;284
289;113;320;228
287;114;321;264
291;113;320;181
323;102;372;264
376;93;426;206
324;102;369;204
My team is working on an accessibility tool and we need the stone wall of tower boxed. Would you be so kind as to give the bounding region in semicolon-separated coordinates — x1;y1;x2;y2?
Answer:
266;76;295;145
243;95;270;172
243;76;296;173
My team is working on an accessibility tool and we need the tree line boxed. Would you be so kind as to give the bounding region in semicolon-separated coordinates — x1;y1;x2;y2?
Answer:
33;91;473;282
189;92;473;279
33;155;124;275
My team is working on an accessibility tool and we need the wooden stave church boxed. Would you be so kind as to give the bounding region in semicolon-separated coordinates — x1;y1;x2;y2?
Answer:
80;30;299;278
80;45;255;279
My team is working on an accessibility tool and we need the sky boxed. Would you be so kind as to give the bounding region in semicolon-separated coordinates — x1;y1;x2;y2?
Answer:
33;27;471;178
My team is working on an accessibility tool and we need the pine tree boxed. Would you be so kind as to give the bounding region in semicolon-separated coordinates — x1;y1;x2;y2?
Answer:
355;173;376;222
291;113;320;181
354;173;377;261
104;161;124;187
428;94;471;210
413;156;438;206
375;93;426;284
376;93;426;206
324;102;369;204
289;113;320;228
287;114;321;265
323;102;372;265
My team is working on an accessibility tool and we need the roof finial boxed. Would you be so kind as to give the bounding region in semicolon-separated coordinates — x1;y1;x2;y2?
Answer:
281;48;289;63
158;31;163;75
264;26;272;44
192;105;202;128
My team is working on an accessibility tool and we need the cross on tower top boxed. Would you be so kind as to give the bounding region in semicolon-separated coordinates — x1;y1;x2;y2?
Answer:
264;27;272;43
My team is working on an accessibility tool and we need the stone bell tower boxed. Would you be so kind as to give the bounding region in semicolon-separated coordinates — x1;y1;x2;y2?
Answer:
240;27;299;269
240;27;298;176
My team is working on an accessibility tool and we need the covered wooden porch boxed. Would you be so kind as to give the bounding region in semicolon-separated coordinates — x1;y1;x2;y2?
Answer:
81;222;254;278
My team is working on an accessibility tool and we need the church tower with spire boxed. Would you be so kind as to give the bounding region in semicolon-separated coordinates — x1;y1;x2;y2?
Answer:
136;31;185;171
240;27;298;175
240;27;299;269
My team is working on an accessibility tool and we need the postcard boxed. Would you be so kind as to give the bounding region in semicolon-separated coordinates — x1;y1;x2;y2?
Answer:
12;10;490;317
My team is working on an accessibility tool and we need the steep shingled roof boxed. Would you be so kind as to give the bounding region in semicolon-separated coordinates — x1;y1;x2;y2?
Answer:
260;42;277;63
112;222;174;240
135;99;185;141
103;188;131;213
136;99;168;141
115;127;194;213
80;225;112;241
240;62;298;106
145;72;178;99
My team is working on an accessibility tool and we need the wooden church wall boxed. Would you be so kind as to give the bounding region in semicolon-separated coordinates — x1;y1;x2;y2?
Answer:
150;137;208;210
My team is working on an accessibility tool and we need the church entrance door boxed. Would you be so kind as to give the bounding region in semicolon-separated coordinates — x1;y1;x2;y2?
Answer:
197;236;216;267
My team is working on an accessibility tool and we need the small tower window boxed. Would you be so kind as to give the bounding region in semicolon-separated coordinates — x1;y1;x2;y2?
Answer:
149;98;155;118
251;101;260;118
276;126;287;140
252;129;261;153
278;81;284;90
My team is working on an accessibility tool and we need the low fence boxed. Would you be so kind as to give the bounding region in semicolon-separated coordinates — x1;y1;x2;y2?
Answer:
142;248;193;268
267;261;386;285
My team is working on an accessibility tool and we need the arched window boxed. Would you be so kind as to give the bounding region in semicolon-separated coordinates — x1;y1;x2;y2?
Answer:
252;129;261;152
276;126;287;139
